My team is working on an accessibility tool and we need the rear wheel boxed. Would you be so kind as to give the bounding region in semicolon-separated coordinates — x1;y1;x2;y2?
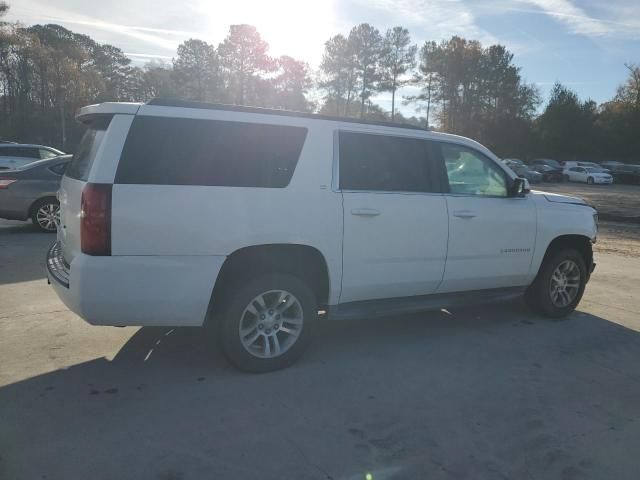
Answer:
587;176;594;185
525;248;587;318
218;273;317;372
563;174;570;182
31;198;59;232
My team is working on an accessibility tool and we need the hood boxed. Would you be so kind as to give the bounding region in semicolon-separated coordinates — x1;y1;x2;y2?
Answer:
532;190;589;207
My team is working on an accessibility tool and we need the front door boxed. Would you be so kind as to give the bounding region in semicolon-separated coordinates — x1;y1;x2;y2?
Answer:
338;131;448;303
435;142;537;293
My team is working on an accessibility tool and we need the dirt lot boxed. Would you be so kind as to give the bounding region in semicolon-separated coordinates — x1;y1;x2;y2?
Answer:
537;182;640;222
1;219;640;480
595;222;640;257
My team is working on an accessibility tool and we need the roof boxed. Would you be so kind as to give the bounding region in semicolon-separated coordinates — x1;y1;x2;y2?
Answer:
146;98;429;132
0;143;64;152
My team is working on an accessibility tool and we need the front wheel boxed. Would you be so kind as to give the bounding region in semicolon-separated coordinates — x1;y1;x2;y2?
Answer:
587;176;594;185
525;249;587;318
218;273;318;372
31;198;60;232
563;174;570;182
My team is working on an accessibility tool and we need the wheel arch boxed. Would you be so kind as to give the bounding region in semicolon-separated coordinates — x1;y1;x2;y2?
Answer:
28;195;58;218
539;234;593;280
209;243;331;317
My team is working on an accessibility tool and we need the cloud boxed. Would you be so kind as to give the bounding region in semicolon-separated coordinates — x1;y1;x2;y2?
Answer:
514;0;639;38
351;0;499;46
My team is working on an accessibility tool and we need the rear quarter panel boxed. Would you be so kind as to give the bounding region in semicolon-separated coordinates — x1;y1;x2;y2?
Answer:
110;120;344;305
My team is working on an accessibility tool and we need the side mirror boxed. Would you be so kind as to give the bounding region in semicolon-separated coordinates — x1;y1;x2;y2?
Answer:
509;177;530;197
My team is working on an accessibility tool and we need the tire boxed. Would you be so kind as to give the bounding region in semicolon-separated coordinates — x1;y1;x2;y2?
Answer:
525;248;587;318
563;174;570;182
218;273;318;373
31;198;59;232
587;177;594;185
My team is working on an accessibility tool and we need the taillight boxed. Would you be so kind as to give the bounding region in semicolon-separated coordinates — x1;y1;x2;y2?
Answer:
0;179;17;189
81;183;112;256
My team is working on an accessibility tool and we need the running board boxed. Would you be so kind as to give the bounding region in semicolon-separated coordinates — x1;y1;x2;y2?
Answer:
327;287;527;321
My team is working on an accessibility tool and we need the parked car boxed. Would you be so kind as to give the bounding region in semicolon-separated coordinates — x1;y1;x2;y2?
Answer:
0;143;65;170
563;166;613;185
47;100;598;372
530;164;564;182
563;161;610;174
531;158;563;170
0;155;71;231
505;161;543;184
610;164;640;185
601;161;625;169
502;158;525;167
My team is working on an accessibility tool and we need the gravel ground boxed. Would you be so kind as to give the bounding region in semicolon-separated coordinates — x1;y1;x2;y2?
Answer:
536;183;640;222
1;219;640;480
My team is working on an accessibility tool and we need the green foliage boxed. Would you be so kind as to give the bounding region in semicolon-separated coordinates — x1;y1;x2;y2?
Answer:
0;5;638;161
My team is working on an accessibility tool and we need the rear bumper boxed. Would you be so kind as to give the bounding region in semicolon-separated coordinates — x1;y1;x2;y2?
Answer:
47;242;226;327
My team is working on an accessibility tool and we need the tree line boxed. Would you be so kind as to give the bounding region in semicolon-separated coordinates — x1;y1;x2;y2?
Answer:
1;1;638;162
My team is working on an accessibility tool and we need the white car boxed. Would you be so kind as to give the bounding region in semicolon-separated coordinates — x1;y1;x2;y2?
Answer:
47;100;598;372
564;166;613;185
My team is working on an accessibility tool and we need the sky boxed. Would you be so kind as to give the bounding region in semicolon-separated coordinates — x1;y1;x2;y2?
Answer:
5;0;640;115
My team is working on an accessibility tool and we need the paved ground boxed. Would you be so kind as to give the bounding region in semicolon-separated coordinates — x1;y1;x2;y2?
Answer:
1;219;640;480
536;182;640;222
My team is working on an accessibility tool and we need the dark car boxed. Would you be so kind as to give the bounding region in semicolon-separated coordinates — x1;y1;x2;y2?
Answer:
530;164;564;182
0;143;65;169
530;158;563;169
610;164;640;185
0;155;70;231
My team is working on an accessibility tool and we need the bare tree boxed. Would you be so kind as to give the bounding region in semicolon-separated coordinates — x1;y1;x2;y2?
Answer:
379;26;416;121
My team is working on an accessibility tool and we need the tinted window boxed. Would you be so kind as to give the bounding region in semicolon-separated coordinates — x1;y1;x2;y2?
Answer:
338;131;432;192
0;147;40;158
39;149;59;159
116;117;307;187
439;143;508;197
66;116;112;181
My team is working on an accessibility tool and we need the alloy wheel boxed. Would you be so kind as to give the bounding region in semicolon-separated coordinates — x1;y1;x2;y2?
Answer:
549;259;581;308
238;289;304;358
36;203;60;231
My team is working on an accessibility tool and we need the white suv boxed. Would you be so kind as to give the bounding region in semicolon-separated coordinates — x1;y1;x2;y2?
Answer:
47;100;598;372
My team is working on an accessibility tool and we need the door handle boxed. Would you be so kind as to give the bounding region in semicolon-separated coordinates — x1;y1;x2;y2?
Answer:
351;208;381;217
452;210;477;219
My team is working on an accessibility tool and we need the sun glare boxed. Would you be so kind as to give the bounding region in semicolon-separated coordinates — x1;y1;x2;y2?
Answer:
201;0;338;65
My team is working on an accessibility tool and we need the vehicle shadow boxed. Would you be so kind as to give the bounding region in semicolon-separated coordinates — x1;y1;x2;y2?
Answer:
2;303;640;480
0;220;54;285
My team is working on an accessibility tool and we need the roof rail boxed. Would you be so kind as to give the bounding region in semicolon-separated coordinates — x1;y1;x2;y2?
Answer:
146;98;429;131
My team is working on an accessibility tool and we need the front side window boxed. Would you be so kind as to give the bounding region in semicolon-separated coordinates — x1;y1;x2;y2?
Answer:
439;143;508;197
116;117;307;188
338;131;432;192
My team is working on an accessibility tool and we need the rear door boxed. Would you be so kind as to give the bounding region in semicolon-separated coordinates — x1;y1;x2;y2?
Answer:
58;117;113;263
435;142;536;292
338;131;448;303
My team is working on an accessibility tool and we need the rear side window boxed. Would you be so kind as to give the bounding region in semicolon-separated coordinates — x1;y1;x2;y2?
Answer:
115;117;308;187
66;116;112;181
338;131;432;192
0;147;40;158
39;149;59;159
